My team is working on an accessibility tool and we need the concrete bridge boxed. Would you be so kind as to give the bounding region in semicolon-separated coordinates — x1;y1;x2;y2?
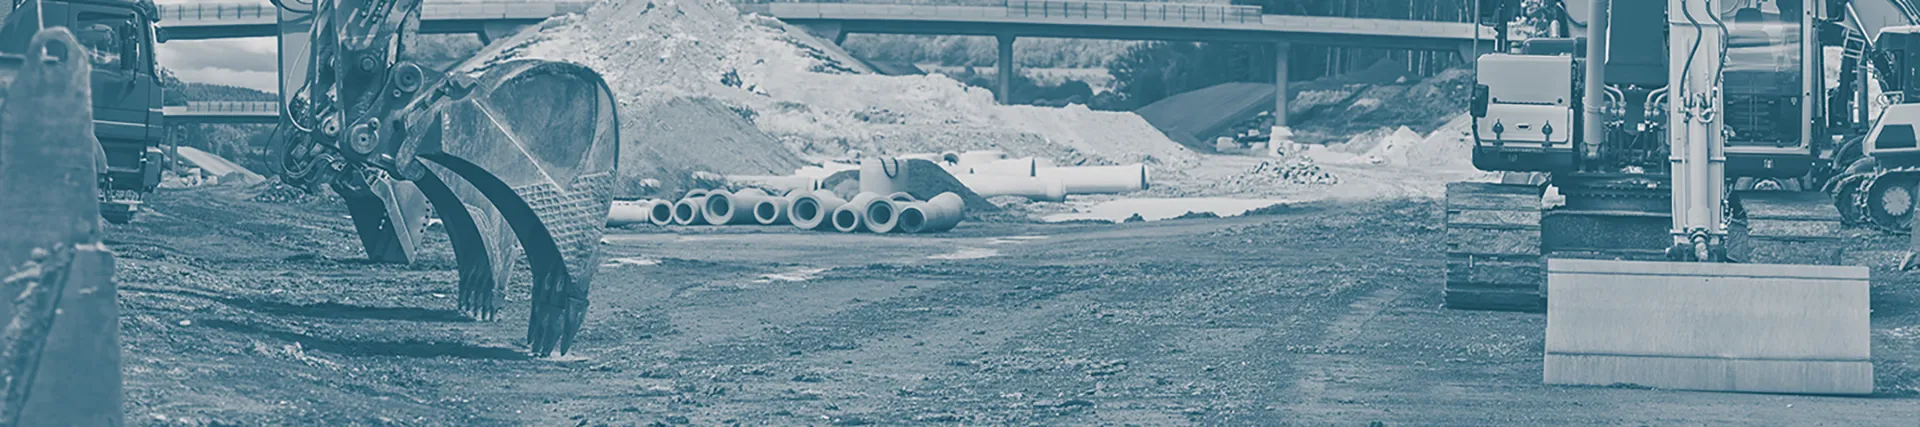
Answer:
740;0;1497;129
162;101;281;125
155;1;596;43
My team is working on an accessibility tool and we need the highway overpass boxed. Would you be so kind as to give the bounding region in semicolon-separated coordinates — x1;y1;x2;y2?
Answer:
163;101;280;125
155;1;595;42
741;0;1497;129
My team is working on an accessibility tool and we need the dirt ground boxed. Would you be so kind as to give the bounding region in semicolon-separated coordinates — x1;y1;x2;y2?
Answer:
114;184;1920;426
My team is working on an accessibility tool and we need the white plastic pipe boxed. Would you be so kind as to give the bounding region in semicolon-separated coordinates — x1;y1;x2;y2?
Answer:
1035;164;1151;194
794;162;859;180
956;150;1008;169
673;196;710;225
649;199;675;226
754;196;791;225
968;157;1039;177
956;174;1067;202
608;199;655;226
898;192;966;234
704;188;769;225
833;192;885;233
789;189;847;231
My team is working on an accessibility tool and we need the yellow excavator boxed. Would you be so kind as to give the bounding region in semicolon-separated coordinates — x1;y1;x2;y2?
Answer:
1455;0;1877;394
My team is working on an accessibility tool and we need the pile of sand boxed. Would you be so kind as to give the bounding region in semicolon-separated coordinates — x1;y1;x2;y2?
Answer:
1306;114;1475;171
462;0;1195;196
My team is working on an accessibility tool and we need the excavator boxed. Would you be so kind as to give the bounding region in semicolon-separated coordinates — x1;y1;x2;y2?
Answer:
1453;0;1876;394
0;0;618;421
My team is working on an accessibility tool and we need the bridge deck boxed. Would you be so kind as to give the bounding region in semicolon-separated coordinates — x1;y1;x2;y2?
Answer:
156;1;596;41
744;1;1495;49
163;102;281;125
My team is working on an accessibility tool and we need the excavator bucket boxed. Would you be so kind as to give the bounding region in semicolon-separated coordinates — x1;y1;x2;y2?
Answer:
391;59;620;357
0;28;123;425
1544;259;1873;395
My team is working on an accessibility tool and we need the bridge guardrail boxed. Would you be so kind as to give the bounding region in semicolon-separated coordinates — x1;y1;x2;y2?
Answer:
158;1;597;23
179;101;281;114
1003;0;1260;24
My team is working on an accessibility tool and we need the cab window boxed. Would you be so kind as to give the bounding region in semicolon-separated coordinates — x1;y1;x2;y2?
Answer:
76;12;141;71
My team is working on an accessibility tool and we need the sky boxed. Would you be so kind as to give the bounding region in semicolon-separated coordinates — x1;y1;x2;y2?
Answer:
155;0;282;93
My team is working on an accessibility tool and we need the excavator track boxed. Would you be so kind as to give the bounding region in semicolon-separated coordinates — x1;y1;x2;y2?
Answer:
1443;182;1546;312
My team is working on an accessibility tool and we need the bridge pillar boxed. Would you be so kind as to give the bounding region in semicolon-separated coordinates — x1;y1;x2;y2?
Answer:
1268;41;1292;156
996;35;1016;105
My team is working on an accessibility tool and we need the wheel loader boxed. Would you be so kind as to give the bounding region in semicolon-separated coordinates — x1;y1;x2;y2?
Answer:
1451;0;1875;394
1826;3;1920;234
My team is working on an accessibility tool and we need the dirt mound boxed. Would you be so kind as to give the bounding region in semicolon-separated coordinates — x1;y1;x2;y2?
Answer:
619;96;808;197
463;0;1195;187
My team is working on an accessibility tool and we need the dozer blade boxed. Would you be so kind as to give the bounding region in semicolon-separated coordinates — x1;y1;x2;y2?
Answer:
1544;259;1873;395
398;59;619;357
0;29;123;425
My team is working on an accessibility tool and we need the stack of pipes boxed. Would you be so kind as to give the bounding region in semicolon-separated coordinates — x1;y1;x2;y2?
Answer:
608;187;967;234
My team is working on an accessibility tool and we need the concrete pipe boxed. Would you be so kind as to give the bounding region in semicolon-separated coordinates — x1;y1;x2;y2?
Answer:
1035;164;1151;194
956;174;1067;202
956;150;1008;169
860;157;909;195
648;199;675;226
795;162;859;179
789;189;848;231
968;157;1040;177
833;192;885;233
683;188;711;200
899;192;967;234
704;188;770;225
608;199;655;226
673;196;710;225
754;196;792;225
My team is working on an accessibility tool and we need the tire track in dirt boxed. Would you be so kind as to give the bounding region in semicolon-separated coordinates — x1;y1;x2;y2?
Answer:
1282;286;1407;422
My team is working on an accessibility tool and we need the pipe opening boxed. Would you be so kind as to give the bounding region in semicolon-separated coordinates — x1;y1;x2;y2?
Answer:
794;199;819;222
868;202;894;225
834;209;858;230
675;202;695;222
756;201;778;221
707;195;730;217
651;202;673;222
899;207;928;233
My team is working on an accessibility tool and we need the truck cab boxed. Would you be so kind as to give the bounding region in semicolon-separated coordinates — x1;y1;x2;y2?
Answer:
1;0;166;223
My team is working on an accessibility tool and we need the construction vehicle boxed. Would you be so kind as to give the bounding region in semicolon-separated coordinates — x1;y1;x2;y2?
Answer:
0;1;126;424
266;0;621;357
1447;0;1876;311
1826;1;1919;233
0;0;166;224
1452;0;1875;394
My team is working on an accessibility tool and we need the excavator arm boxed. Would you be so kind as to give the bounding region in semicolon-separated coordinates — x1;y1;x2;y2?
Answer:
270;0;620;357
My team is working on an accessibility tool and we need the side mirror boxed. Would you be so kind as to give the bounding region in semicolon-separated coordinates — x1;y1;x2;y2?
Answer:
154;28;168;44
1471;84;1491;118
